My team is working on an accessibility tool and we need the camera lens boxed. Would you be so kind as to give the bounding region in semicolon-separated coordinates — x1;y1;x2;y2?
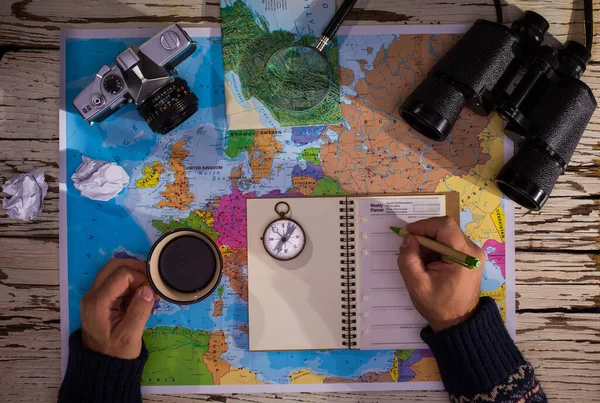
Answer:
400;75;466;141
137;78;199;134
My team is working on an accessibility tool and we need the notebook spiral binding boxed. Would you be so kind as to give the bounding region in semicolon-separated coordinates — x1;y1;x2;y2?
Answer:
339;199;357;348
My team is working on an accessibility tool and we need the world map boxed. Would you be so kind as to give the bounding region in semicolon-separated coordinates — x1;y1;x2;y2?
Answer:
61;21;512;393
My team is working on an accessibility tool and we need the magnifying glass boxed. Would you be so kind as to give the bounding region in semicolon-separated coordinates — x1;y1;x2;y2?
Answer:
264;0;358;113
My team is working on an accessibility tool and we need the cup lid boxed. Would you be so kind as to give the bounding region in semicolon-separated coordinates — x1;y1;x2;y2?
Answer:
147;229;223;305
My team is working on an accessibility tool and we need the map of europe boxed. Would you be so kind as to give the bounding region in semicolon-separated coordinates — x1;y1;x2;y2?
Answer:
62;18;512;393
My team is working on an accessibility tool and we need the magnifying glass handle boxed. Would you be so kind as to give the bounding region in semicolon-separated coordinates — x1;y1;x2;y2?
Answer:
316;0;358;51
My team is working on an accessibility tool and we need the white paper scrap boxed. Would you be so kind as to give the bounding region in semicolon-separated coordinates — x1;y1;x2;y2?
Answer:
2;168;48;221
71;156;130;201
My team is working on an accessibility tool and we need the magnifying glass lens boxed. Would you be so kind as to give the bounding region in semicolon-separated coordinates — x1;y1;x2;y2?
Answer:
265;45;333;112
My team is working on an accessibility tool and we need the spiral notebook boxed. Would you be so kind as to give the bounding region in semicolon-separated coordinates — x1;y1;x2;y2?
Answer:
247;193;459;351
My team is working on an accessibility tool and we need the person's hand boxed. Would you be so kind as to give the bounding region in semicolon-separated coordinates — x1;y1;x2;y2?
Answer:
397;216;486;332
80;258;157;359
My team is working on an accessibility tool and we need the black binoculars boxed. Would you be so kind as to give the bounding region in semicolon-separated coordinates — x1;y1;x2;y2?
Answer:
400;11;597;210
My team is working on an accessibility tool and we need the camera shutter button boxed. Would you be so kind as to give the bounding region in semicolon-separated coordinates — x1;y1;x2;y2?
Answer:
160;31;180;51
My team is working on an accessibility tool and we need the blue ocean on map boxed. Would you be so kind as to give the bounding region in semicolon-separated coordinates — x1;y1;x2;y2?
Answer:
64;36;224;330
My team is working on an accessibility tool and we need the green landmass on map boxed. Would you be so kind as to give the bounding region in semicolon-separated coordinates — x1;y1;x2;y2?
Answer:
298;147;320;165
397;349;416;361
313;177;347;196
217;285;224;298
152;211;221;240
142;327;212;385
221;0;341;127
224;130;256;158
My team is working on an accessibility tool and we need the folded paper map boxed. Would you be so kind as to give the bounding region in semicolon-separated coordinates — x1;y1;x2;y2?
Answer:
221;0;342;129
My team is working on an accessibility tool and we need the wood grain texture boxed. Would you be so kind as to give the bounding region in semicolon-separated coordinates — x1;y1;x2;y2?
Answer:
1;237;598;310
1;0;599;402
1;0;600;54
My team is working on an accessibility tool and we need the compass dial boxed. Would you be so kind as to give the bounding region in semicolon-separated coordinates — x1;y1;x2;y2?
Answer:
262;218;306;261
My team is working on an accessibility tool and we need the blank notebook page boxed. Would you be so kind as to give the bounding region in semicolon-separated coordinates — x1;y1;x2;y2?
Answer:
247;197;344;351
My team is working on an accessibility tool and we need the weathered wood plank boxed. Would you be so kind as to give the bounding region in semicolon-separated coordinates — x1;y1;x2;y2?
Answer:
1;195;600;252
3;252;600;308
0;50;60;141
1;0;599;55
4;268;599;315
514;199;600;251
516;312;600;401
516;283;600;310
517;252;600;284
2;237;598;285
2;234;598;282
5;271;598;316
0;139;598;248
0;283;60;320
4;190;599;251
0;237;58;270
1;237;598;330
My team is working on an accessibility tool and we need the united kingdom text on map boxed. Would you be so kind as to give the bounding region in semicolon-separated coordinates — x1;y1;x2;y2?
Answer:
221;0;342;130
60;25;513;394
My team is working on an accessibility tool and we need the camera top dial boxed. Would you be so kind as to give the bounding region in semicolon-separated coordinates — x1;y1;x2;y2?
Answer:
103;75;124;94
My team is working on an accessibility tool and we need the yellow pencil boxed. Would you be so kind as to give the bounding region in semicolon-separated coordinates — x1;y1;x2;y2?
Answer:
390;226;481;270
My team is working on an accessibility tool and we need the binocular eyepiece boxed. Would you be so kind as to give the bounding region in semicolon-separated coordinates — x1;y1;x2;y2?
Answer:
399;11;597;210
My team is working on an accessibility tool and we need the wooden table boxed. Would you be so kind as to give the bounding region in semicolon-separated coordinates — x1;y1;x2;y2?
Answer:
1;1;599;402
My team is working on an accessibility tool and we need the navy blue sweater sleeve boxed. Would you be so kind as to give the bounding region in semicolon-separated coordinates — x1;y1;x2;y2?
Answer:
58;330;147;403
421;297;547;402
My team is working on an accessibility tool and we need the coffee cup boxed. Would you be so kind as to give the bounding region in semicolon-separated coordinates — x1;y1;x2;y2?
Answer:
147;229;223;305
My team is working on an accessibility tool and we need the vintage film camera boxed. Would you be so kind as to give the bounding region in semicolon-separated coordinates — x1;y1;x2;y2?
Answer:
399;10;597;210
73;24;199;134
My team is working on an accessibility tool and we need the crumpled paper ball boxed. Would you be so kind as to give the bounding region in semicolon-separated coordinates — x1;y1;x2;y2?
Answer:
71;156;130;201
2;168;49;221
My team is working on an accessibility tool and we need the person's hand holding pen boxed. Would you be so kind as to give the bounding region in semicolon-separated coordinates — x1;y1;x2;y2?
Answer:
396;216;486;332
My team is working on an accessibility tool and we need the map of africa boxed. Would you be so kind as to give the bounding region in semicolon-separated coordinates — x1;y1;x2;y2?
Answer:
60;22;514;393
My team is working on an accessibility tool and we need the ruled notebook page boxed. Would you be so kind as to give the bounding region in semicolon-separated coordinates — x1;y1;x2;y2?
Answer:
355;195;445;350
